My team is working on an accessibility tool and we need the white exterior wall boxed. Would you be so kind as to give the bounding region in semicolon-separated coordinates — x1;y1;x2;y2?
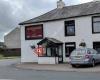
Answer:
38;57;58;64
21;26;39;62
21;15;100;63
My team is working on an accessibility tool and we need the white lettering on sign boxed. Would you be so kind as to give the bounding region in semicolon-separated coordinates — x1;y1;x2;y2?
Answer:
66;45;75;47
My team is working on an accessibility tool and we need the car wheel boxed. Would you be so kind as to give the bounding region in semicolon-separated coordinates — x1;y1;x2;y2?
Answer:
92;59;95;67
71;64;76;68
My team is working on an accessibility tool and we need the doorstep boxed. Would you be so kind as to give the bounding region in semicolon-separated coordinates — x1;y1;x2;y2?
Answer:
15;63;100;72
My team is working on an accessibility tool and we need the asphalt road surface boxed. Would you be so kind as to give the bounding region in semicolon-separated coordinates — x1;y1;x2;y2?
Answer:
0;59;100;80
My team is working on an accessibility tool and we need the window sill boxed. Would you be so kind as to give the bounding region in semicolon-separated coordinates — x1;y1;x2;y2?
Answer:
65;35;75;37
92;32;100;34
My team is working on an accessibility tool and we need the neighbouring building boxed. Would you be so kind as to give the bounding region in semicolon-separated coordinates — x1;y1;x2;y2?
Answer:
0;42;5;48
19;0;100;64
4;27;21;50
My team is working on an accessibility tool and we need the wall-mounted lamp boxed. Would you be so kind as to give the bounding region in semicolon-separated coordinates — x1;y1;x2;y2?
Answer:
30;45;35;49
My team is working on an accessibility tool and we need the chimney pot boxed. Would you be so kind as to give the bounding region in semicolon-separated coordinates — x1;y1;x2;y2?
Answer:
57;0;65;9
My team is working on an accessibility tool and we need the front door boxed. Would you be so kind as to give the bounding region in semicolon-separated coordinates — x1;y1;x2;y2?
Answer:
65;42;76;57
51;46;63;64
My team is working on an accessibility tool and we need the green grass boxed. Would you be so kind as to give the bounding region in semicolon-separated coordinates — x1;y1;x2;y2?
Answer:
4;56;20;59
0;55;4;59
0;54;20;60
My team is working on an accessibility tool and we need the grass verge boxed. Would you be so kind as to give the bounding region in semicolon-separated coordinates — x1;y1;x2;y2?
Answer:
0;54;20;60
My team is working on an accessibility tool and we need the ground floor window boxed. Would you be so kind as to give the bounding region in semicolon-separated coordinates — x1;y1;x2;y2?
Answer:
65;42;76;57
41;47;59;57
93;42;100;53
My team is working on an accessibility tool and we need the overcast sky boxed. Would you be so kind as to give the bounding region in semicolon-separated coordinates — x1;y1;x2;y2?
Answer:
0;0;93;42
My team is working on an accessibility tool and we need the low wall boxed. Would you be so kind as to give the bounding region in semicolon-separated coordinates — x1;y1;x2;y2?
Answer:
38;57;58;64
65;57;70;63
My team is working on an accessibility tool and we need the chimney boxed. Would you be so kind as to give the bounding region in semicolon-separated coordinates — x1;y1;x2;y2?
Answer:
57;0;65;9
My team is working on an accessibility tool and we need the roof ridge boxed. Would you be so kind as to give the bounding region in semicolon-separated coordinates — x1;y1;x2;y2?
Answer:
63;1;94;8
19;1;100;25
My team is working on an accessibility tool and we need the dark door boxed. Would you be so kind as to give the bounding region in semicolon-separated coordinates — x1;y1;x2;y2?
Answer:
50;47;63;63
65;42;76;57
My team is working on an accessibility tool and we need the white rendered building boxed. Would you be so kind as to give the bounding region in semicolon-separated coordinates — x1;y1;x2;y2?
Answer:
19;0;100;64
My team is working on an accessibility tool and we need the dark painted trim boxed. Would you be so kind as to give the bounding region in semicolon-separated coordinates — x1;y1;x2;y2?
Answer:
61;45;64;63
64;20;75;37
25;24;44;40
92;16;100;34
65;42;76;57
93;41;100;49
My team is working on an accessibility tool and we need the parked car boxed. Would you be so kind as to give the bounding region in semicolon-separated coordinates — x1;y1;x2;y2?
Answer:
70;48;100;67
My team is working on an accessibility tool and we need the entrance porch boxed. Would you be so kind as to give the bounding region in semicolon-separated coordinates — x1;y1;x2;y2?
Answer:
37;37;63;64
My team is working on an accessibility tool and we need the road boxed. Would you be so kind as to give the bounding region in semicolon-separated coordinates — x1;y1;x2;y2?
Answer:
0;59;99;80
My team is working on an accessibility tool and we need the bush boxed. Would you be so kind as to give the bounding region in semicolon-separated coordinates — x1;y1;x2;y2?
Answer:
0;48;21;57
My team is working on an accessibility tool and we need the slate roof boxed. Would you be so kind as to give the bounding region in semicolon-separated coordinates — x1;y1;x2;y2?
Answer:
19;1;100;25
37;37;63;45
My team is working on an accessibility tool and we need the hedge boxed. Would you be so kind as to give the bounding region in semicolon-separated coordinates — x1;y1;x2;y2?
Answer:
0;48;21;57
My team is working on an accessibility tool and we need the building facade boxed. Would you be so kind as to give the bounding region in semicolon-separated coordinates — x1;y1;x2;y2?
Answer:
19;0;100;64
4;27;21;49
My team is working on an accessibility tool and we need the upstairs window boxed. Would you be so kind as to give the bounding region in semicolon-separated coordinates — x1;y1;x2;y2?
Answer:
25;24;43;40
92;16;100;33
65;20;75;36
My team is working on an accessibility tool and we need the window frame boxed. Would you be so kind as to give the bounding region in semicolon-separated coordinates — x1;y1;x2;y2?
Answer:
39;47;57;57
93;42;100;54
64;20;75;36
92;16;100;34
25;24;43;40
65;42;76;57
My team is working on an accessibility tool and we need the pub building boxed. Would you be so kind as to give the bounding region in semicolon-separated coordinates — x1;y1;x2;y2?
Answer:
19;0;100;64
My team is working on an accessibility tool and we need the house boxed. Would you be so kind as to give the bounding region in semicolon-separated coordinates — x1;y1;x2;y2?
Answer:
19;0;100;64
4;27;21;50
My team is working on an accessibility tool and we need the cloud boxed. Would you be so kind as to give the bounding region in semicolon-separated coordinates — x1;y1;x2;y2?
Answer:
0;0;92;41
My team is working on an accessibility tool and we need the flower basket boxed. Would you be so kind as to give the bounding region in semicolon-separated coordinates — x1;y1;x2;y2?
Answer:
79;42;86;47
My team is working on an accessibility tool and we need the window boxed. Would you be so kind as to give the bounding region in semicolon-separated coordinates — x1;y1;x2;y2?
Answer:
92;16;100;33
65;20;75;36
65;42;76;57
25;24;43;40
93;42;100;53
39;47;58;57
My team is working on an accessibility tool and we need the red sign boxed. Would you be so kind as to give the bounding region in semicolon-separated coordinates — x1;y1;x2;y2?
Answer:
25;24;43;40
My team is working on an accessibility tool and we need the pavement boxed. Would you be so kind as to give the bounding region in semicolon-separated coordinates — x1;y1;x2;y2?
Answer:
15;62;100;72
0;59;100;80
